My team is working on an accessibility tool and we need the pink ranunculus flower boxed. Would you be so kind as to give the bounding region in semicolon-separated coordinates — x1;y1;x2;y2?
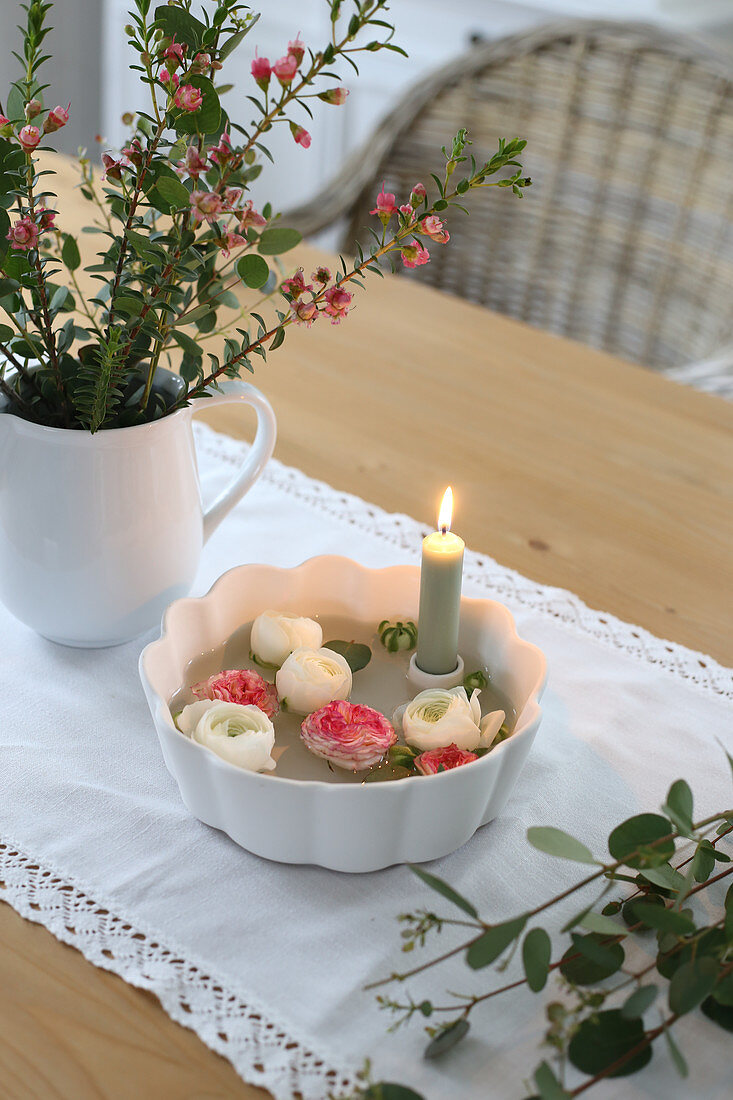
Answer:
288;36;305;65
318;86;348;106
189;189;225;224
273;53;298;85
160;68;180;92
401;242;430;268
18;125;41;153
415;743;479;775
237;199;267;230
420;214;450;244
281;267;312;300
209;131;233;167
6;215;40;251
324;284;353;323
289;122;311;148
192;668;279;720
293;298;318;327
174;84;203;113
369;182;398;223
101;151;134;180
311;265;331;285
251;52;271;89
410;182;427;206
301;700;396;772
176;145;208;179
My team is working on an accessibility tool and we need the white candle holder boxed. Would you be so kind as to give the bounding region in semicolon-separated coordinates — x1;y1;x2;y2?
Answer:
407;652;465;691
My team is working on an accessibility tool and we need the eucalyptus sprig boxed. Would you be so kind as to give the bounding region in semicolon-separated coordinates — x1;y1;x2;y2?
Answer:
340;757;733;1099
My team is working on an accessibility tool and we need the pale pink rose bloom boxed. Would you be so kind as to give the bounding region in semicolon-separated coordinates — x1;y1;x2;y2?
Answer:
18;125;41;153
176;145;208;179
420;214;450;244
288;36;305;65
290;123;311;148
6;216;40;251
293;299;318;327
369;182;398;220
189;189;225;224
192;668;279;720
251;53;271;87
101;151;134;180
401;242;430;268
301;700;396;771
324;285;353;324
174;84;203;112
415;743;479;775
281;268;312;300
237;199;267;230
273;53;298;84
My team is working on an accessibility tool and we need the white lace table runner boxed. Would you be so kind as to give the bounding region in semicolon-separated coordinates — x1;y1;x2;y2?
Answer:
1;422;732;1100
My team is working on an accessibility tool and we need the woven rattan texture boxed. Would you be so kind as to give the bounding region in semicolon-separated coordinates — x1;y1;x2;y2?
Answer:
290;22;733;371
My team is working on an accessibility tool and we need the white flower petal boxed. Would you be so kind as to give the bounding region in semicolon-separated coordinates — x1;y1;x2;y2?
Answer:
479;709;506;749
401;687;482;752
275;646;352;716
251;610;322;667
177;699;276;772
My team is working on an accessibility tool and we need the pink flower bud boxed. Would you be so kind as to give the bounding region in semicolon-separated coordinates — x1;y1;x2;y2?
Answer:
174;84;203;113
6;215;40;251
25;99;42;120
273;53;298;85
288;36;305;65
162;35;186;70
289;122;311;148
18;125;41;153
191;52;213;74
323;284;353;324
311;266;331;284
409;182;427;206
209;130;233;167
37;206;56;231
293;298;318;327
251;52;271;89
43;104;70;134
0;115;12;136
160;68;180;92
317;87;348;106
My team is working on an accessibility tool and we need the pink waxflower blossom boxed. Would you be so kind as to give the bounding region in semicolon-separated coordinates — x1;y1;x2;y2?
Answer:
300;700;396;771
288;36;305;65
420;214;450;244
410;182;427;206
0;114;11;134
122;137;143;167
415;743;479;775
209;131;233;167
318;86;348;106
217;230;247;258
37;206;56;230
251;52;271;89
163;36;186;69
101;151;134;180
189;189;225;225
293;298;318;327
25;99;42;120
6;215;40;251
224;185;243;207
273;53;298;85
311;266;331;284
160;68;180;92
324;284;353;324
399;204;414;218
237;199;267;229
369;182;398;222
176;145;208;179
289;122;311;148
18;125;41;153
192;668;279;720
281;267;312;300
401;242;430;268
174;84;203;113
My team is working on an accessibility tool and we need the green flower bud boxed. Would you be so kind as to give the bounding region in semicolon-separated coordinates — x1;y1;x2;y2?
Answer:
378;619;417;653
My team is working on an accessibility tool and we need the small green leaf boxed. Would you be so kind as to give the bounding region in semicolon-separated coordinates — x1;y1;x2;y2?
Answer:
578;912;628;938
661;779;694;836
466;916;526;969
409;865;478;919
669;957;719;1015
533;1061;570;1099
628;903;695;936
568;1010;651;1077
322;639;371;673
527;826;596;864
638;863;686;895
61;233;81;271
155;174;190;208
424;1017;469;1059
702;995;733;1032
608;813;675;869
258;227;302;255
522;927;551;992
621;984;658;1019
269;327;285;351
663;1025;689;1077
559;933;624;985
237;253;270;289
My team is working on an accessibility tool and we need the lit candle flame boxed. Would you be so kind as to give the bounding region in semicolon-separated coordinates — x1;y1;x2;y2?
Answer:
438;486;453;535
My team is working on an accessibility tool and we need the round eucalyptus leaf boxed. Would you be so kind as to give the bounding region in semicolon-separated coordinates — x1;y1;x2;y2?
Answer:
621;984;658;1019
608;813;675;869
526;826;596;864
702;995;733;1032
568;1010;651;1078
657;927;726;981
257;226;302;255
559;933;624;985
523;927;552;992
237;253;270;289
622;892;665;928
323;640;371;673
668;957;719;1015
424;1017;469;1059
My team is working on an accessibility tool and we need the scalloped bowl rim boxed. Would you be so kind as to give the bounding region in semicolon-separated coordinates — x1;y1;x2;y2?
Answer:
139;555;548;792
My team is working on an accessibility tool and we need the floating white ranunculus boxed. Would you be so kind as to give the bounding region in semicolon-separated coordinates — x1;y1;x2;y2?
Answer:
176;699;276;771
275;646;352;715
393;686;505;752
250;609;323;667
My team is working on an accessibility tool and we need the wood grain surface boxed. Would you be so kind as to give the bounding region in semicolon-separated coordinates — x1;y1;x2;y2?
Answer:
1;154;731;1099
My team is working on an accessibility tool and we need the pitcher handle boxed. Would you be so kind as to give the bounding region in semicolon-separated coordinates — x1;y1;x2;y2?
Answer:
192;381;277;543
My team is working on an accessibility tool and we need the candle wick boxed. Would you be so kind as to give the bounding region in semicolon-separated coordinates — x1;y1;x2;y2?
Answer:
441;525;448;536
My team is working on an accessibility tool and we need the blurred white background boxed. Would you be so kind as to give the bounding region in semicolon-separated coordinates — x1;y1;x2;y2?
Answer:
1;0;732;213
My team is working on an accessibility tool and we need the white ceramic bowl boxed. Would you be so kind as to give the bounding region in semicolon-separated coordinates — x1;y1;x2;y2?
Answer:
139;556;547;872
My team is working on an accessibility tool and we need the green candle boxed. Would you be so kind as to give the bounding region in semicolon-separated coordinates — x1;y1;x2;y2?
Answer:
416;487;465;675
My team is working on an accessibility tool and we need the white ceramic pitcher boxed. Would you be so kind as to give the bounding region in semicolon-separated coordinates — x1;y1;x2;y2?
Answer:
0;380;276;647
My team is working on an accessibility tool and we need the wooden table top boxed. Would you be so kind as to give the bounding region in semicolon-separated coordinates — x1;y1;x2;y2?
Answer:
2;154;732;1098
